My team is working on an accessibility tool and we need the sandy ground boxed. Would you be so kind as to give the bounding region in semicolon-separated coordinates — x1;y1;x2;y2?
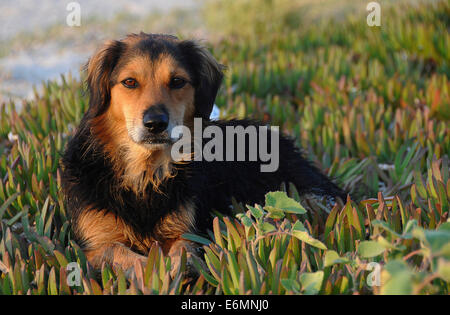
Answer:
0;0;196;104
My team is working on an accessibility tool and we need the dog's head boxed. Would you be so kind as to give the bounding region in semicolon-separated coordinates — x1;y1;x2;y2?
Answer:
86;33;224;150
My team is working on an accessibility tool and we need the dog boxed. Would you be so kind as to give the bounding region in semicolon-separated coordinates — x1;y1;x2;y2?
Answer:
61;33;346;277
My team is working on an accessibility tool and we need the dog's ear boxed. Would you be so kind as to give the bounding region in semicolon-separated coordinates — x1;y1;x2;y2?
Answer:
85;40;124;117
179;41;224;120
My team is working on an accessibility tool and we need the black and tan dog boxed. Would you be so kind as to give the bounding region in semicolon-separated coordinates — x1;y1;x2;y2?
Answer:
62;33;346;276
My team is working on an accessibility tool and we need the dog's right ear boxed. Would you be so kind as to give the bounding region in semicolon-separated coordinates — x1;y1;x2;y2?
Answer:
178;41;224;120
85;40;124;117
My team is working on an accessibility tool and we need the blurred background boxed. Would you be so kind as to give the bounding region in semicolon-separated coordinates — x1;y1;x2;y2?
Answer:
1;0;446;105
0;0;197;102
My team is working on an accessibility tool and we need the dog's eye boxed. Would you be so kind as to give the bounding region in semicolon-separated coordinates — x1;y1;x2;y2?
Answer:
121;78;138;89
169;77;187;89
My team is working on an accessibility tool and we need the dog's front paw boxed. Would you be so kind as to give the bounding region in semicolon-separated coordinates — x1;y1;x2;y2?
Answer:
168;240;205;282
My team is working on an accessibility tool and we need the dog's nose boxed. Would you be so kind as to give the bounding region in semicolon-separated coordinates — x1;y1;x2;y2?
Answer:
143;107;169;134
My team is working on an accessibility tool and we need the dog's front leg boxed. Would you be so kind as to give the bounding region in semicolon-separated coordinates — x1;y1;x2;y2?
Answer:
75;210;148;276
154;204;205;280
85;243;147;275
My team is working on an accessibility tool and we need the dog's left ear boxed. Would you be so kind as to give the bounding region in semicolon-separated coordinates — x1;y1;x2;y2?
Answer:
85;40;124;118
178;41;225;119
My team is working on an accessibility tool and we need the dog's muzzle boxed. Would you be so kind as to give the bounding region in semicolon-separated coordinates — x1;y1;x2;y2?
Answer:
137;104;173;145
